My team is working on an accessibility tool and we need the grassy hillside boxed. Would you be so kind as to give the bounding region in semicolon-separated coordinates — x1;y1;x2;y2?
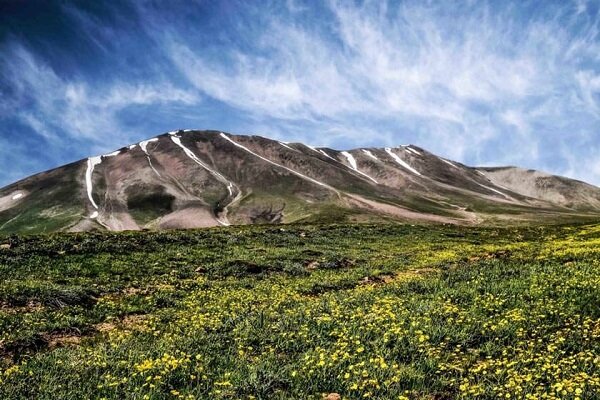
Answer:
1;222;599;399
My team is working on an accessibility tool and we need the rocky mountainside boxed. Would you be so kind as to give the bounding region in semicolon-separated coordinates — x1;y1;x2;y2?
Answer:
1;130;599;234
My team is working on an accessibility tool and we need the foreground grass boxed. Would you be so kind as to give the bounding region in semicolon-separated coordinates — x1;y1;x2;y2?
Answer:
0;222;599;399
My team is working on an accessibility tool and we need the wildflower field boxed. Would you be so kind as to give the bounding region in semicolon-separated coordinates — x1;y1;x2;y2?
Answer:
1;222;600;399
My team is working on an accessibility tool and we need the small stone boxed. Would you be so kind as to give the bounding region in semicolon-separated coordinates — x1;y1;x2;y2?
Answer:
306;261;319;270
325;393;341;400
0;244;10;249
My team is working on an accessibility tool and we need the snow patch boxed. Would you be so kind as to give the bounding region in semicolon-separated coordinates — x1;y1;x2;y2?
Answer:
220;133;338;193
405;146;421;156
305;144;333;160
85;156;102;210
385;148;422;176
11;193;23;200
441;158;459;169
139;138;159;155
341;151;358;170
103;150;120;157
475;182;509;198
89;211;99;219
171;135;234;195
341;151;378;183
139;138;161;177
128;144;137;150
216;218;231;227
168;131;178;136
362;149;379;161
303;144;337;161
318;149;337;161
305;144;318;153
279;142;296;151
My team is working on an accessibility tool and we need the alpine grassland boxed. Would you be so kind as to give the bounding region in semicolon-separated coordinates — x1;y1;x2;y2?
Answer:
1;222;599;399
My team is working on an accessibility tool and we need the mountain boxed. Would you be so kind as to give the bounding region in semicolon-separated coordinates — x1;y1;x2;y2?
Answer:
1;130;599;234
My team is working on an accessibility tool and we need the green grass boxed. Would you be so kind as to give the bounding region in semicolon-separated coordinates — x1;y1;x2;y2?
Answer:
1;222;600;399
0;164;84;234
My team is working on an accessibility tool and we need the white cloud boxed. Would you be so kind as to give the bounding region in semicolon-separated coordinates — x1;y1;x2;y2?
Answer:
575;70;600;116
151;0;600;184
1;42;199;145
3;0;600;186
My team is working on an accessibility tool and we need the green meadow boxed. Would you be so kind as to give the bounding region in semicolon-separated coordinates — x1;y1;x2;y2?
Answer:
1;222;599;399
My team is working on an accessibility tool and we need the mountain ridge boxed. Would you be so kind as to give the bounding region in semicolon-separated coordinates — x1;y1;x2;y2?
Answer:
1;129;599;234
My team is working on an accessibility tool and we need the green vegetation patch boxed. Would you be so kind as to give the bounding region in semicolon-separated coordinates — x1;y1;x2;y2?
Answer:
126;185;176;225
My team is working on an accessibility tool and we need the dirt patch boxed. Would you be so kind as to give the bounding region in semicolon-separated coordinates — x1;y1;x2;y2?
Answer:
467;250;512;262
94;322;117;332
158;207;219;229
94;314;148;333
345;193;462;224
360;269;438;286
100;210;140;231
122;314;147;328
43;332;82;349
360;274;395;285
0;301;44;314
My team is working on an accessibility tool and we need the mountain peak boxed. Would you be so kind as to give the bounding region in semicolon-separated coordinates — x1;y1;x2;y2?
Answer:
1;130;599;234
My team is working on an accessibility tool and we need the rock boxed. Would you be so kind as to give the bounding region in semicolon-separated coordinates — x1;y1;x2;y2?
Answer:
325;394;341;400
0;244;10;249
306;261;319;270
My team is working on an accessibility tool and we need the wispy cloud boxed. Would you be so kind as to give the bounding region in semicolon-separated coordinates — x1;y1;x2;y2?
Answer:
1;0;600;186
1;42;199;143
149;0;600;182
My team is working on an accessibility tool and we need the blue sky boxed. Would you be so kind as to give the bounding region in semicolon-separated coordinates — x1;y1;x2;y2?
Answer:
1;0;600;187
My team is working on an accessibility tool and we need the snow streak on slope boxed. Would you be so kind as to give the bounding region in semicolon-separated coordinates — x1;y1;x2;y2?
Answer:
441;158;459;169
170;136;235;195
11;193;22;200
403;146;421;156
341;151;378;183
475;182;510;198
305;144;320;154
305;144;336;161
341;151;358;170
220;133;339;194
385;148;422;176
139;138;161;177
85;156;102;217
318;149;337;161
362;149;379;161
139;138;158;154
279;142;296;151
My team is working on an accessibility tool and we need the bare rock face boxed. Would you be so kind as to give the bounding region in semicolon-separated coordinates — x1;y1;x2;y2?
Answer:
1;129;599;234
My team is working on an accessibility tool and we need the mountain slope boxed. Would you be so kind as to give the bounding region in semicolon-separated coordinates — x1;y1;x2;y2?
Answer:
1;130;599;234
